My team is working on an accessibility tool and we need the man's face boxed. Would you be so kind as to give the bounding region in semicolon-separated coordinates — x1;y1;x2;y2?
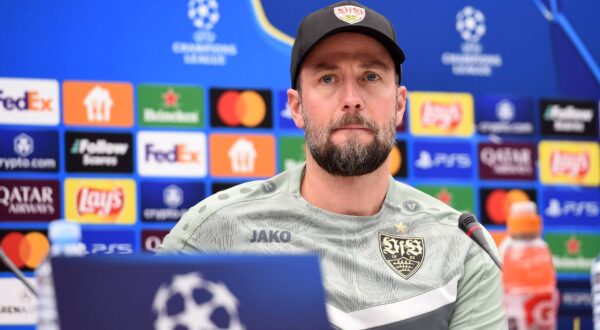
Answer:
288;32;406;176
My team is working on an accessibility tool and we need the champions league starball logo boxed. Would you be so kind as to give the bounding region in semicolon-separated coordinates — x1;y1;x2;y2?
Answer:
441;6;502;77
455;6;486;43
153;272;244;330
171;0;238;66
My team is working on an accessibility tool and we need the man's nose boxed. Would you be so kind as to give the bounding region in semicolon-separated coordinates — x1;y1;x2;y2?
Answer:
340;81;364;111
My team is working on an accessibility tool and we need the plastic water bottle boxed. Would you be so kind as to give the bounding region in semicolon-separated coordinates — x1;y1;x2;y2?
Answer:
500;201;558;330
592;254;600;330
36;220;86;330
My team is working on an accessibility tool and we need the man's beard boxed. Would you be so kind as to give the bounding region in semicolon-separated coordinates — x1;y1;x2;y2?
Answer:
302;110;396;177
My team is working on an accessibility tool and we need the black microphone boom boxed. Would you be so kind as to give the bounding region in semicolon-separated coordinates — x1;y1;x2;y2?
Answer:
458;213;503;270
0;246;38;297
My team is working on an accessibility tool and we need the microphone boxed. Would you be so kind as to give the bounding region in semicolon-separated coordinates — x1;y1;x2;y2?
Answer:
0;246;38;297
458;213;502;270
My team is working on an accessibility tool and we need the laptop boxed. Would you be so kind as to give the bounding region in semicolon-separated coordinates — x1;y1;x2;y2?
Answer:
51;254;331;330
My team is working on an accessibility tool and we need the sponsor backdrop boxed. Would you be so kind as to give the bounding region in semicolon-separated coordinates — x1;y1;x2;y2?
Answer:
0;0;599;327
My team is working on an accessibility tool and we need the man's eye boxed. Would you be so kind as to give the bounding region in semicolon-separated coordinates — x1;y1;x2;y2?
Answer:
321;75;334;84
365;72;379;81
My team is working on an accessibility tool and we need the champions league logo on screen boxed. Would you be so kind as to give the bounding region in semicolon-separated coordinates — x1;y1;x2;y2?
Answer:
171;0;238;66
441;6;503;77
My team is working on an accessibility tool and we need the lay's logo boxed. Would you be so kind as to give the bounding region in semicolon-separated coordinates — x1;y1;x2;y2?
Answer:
77;187;124;218
410;92;473;136
550;151;590;178
539;141;599;186
65;178;136;224
420;101;462;129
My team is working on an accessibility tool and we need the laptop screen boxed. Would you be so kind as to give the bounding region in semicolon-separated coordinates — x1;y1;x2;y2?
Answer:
51;254;330;330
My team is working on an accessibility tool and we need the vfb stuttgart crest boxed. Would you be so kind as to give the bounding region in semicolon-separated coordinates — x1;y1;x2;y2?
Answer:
379;234;425;279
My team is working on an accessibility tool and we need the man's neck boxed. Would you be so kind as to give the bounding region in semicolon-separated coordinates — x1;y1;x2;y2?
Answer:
300;156;390;216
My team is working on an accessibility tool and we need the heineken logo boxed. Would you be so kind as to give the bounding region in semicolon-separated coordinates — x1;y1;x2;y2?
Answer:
379;233;425;279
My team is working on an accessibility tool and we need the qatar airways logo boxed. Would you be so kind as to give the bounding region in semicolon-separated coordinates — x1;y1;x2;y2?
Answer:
77;187;124;217
479;143;535;180
550;151;590;178
420;102;462;129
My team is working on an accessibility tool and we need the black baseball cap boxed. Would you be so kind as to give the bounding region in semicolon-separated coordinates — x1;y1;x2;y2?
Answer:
290;0;405;89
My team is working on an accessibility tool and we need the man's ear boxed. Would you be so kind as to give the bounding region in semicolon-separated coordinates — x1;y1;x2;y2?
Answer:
396;86;407;128
287;88;305;129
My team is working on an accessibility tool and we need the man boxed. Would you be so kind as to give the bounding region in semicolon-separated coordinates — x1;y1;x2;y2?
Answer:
160;1;506;329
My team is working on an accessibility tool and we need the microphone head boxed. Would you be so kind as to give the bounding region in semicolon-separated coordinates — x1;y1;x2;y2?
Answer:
458;213;478;232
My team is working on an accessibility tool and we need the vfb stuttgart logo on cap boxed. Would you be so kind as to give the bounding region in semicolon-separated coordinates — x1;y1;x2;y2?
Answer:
379;233;425;279
333;5;365;24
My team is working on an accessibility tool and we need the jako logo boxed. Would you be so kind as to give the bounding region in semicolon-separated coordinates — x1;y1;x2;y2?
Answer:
550;150;590;178
77;187;124;218
145;143;199;163
420;102;462;129
0;231;49;270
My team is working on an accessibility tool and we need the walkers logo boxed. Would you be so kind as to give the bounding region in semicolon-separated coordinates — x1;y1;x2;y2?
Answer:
441;6;503;77
0;130;58;172
416;185;474;213
81;230;135;255
478;142;536;180
65;178;136;224
210;88;272;128
0;77;59;125
540;99;598;137
66;132;133;173
546;233;600;274
539;141;600;186
171;0;238;66
413;141;472;178
210;134;275;177
63;81;133;127
542;189;600;226
0;230;49;272
0;180;59;221
0;278;38;324
409;92;474;136
480;188;536;226
138;85;204;127
141;182;204;222
475;95;535;135
390;140;407;178
137;131;207;177
141;230;170;252
278;136;305;172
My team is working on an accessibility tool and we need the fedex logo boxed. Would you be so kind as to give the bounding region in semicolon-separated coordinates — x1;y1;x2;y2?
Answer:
145;143;199;163
0;78;59;125
137;132;207;177
0;90;52;111
420;102;462;129
550;150;590;178
77;187;124;217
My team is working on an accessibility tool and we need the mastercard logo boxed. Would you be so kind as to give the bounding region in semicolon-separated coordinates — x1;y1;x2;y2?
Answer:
485;189;532;225
0;231;49;270
217;90;266;127
389;140;407;177
210;88;272;128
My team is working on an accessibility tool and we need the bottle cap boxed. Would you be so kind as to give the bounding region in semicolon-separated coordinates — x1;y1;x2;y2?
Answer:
506;201;541;235
48;220;81;244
